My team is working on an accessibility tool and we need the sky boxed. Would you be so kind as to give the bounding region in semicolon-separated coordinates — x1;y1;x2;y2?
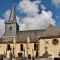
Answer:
0;0;60;37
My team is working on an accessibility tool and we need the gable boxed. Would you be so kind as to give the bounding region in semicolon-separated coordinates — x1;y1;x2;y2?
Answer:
42;24;60;37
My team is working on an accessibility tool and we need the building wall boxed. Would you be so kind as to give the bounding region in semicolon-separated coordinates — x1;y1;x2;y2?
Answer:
0;43;36;58
5;23;17;36
38;38;60;58
13;43;36;57
1;38;60;58
0;44;7;54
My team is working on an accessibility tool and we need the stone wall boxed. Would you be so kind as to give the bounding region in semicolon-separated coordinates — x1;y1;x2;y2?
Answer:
4;23;17;36
0;43;36;58
38;38;60;58
26;58;54;60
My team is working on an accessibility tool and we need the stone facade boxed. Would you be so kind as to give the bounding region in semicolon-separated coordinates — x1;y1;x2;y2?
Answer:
38;38;60;58
0;4;60;59
3;4;19;37
0;40;36;58
4;23;18;37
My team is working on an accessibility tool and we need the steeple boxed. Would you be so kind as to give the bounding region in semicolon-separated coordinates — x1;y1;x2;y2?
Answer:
3;4;19;37
7;4;17;23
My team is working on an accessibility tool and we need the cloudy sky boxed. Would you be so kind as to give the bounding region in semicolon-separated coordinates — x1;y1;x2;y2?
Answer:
0;0;60;37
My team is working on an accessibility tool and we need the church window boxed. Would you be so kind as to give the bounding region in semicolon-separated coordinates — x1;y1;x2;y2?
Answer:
20;44;23;51
9;26;12;31
7;44;11;50
52;39;59;45
34;43;37;51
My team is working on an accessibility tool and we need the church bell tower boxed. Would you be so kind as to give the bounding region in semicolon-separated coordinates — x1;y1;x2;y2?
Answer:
3;4;19;37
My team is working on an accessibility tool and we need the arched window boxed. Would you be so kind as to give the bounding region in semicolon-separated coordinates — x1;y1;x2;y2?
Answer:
7;44;11;50
20;44;23;51
34;43;37;51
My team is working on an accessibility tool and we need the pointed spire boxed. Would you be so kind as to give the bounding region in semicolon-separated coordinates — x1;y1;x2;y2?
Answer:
7;4;17;23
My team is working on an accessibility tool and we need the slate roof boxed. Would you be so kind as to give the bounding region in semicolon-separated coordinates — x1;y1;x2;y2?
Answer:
41;24;60;38
6;4;17;23
16;29;45;43
0;24;60;43
0;5;60;43
0;37;13;43
16;24;60;43
0;29;45;43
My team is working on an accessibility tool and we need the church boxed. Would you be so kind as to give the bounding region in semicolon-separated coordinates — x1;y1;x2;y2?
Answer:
0;4;60;59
